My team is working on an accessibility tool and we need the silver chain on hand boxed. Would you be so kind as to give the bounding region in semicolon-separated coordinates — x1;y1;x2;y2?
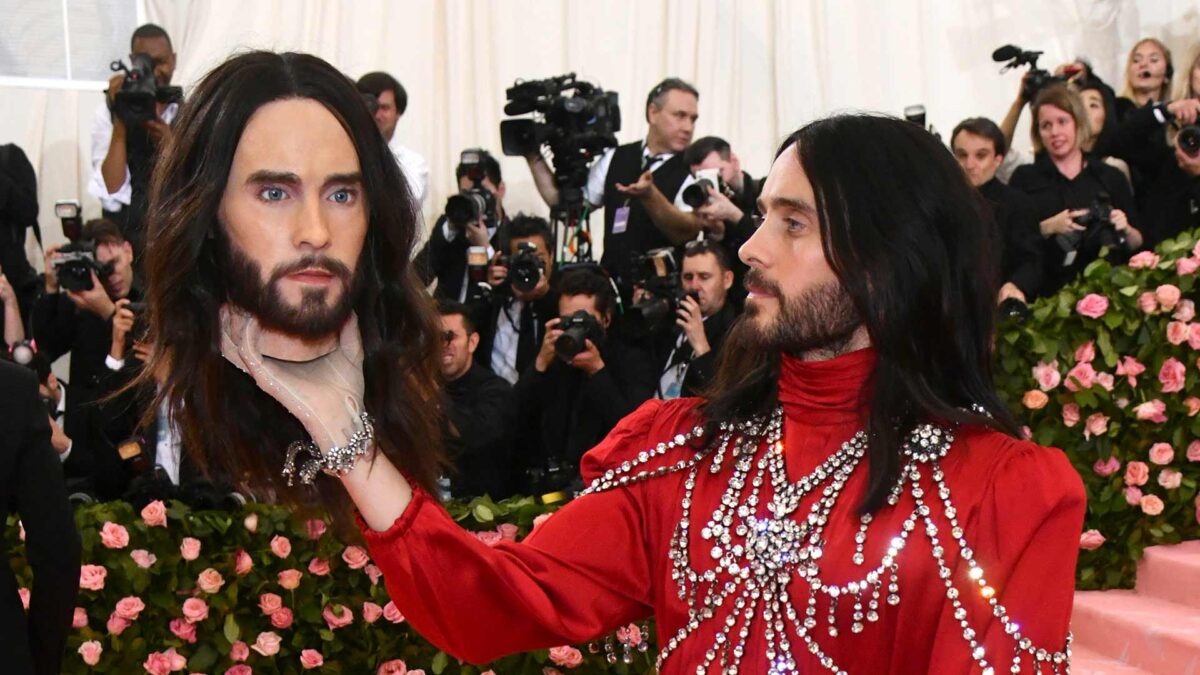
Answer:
281;412;376;486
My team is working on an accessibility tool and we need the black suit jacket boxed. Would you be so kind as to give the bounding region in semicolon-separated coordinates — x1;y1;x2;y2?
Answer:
652;301;739;398
0;360;80;675
414;215;510;301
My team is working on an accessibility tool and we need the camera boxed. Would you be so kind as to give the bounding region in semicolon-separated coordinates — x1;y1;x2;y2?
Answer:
681;168;728;209
1057;191;1124;253
1176;125;1200;158
109;54;183;126
992;45;1068;102
446;149;499;229
496;241;546;294
554;310;605;361
126;301;149;340
628;248;698;328
52;201;114;293
8;338;35;366
499;73;620;214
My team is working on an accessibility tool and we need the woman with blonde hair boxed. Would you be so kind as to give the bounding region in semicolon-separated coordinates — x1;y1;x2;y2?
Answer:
1117;37;1174;121
1173;45;1200;101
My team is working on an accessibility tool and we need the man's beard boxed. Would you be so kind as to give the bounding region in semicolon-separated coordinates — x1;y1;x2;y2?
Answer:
743;268;862;356
218;239;362;340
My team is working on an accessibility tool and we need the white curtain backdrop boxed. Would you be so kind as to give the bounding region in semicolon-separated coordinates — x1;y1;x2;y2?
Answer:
2;0;1199;267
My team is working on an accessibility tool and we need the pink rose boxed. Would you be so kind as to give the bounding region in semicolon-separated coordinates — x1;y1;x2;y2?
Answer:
531;513;553;534
252;631;282;657
243;513;258;533
301;649;325;670
377;661;408;675
107;614;130;635
1168;321;1192;345
229;641;250;662
1033;360;1062;391
259;592;283;616
100;522;129;549
322;603;354;630
73;607;88;628
1084;413;1109;439
1117;356;1147;387
617;623;643;645
1079;530;1106;550
1134;399;1167;423
143;648;187;675
1065;362;1097;391
226;667;253;675
308;557;331;576
141;500;168;527
182;597;209;623
278;569;302;590
1141;494;1165;516
476;531;503;546
1175;299;1197;322
1176;256;1200;276
1096;372;1115;391
18;587;29;609
1074;341;1096;363
1194;241;1200;258
1076;293;1109;318
1191;324;1200;350
79;564;107;591
180;537;201;561
497;523;519;541
1061;403;1081;427
78;640;103;666
1188;440;1200;462
342;545;370;569
1149;442;1175;465
306;519;327;540
270;607;294;629
270;535;292;559
1187;397;1200;417
1156;284;1182;311
1159;357;1187;393
1022;390;1048;410
1129;251;1160;268
131;549;157;569
235;549;252;576
365;564;383;586
170;617;198;643
544;670;563;675
1138;291;1159;314
1124;461;1150;486
1093;456;1121;477
197;568;225;594
1124;486;1144;505
1158;469;1183;489
114;595;145;620
362;601;384;623
549;645;584;668
383;601;405;624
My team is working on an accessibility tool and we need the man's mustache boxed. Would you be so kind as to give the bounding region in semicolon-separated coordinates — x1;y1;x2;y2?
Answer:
744;269;781;297
269;256;353;285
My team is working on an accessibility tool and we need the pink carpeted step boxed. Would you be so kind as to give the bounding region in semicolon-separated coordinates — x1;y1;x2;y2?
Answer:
1071;589;1200;675
1070;645;1157;675
1137;540;1200;611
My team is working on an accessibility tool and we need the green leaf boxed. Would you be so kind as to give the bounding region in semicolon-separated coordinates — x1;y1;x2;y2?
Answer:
223;612;240;643
472;504;495;523
432;650;450;674
189;645;219;672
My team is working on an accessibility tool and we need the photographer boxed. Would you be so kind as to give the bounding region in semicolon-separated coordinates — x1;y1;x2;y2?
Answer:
0;143;39;331
355;71;429;205
23;354;73;467
1009;85;1143;297
681;136;762;306
474;215;557;384
436;300;515;499
655;239;738;399
950;118;1043;302
513;268;655;494
32;219;141;487
525;78;702;296
414;149;510;302
88;24;180;259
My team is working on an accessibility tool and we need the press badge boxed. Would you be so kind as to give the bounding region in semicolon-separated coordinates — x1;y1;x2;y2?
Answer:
613;206;630;234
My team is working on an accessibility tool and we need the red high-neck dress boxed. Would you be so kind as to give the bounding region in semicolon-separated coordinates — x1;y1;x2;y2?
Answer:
360;349;1086;673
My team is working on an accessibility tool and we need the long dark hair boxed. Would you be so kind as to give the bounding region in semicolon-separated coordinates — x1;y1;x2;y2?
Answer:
138;51;443;531
702;114;1020;514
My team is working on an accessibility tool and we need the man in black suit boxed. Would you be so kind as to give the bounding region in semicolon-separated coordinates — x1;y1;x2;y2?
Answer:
0;359;80;675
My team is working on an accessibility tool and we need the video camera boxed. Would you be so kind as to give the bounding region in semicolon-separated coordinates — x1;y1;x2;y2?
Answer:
446;149;500;230
109;54;183;126
628;248;698;328
52;201;114;293
499;73;620;214
992;45;1069;103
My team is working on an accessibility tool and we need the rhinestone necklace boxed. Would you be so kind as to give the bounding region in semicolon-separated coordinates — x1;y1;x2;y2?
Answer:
581;407;1072;674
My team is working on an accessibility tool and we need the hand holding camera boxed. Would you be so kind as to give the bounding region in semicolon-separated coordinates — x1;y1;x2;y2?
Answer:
110;299;148;362
695;185;743;226
66;271;116;320
1039;209;1089;238
676;294;710;356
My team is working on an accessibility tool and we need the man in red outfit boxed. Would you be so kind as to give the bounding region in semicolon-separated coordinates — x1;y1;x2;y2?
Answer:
151;49;1084;674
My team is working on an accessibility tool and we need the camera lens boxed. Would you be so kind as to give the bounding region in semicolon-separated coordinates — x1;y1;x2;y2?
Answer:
681;179;714;209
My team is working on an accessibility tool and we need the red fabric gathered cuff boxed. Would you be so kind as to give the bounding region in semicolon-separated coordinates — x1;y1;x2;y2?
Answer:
355;483;431;544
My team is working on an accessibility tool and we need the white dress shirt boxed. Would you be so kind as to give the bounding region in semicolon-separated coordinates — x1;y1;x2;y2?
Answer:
87;102;179;212
389;137;430;206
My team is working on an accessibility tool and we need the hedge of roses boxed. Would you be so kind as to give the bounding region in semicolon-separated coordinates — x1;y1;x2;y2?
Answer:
4;495;657;674
994;228;1200;590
